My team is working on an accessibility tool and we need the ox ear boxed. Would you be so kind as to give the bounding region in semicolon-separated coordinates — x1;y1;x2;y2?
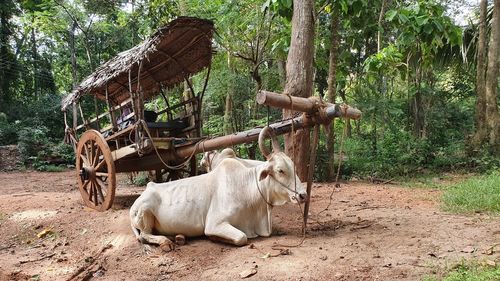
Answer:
259;164;274;181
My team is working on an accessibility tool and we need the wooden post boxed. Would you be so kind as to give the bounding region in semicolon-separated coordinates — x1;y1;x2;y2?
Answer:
106;85;118;131
72;102;77;130
303;124;320;232
94;95;100;131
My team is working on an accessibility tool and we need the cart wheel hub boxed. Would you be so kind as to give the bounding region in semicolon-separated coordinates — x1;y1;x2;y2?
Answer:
79;167;95;181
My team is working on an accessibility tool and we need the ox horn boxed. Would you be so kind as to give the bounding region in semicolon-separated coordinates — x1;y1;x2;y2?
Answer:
258;126;281;158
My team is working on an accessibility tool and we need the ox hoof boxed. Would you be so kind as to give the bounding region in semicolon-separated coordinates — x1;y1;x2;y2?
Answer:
175;234;186;246
160;241;175;252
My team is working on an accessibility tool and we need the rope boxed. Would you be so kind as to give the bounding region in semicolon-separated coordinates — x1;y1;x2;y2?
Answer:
132;120;201;171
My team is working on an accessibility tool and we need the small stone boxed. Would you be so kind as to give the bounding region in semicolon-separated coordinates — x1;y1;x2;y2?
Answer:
175;234;185;246
461;246;475;253
319;256;328;261
239;268;257;279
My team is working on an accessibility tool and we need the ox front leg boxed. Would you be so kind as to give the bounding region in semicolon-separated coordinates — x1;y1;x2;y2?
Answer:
133;206;175;252
205;222;248;246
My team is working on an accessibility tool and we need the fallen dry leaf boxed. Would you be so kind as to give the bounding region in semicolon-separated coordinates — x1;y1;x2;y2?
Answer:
485;260;496;267
36;228;53;239
260;252;271;259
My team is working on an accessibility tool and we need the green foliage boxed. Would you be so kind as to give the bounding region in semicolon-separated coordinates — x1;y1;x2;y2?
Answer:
0;119;22;146
441;171;500;214
423;261;500;281
17;125;50;163
16;124;73;170
0;0;491;182
132;172;149;186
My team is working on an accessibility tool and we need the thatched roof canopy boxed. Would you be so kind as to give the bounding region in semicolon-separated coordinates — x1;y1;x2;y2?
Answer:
61;17;214;111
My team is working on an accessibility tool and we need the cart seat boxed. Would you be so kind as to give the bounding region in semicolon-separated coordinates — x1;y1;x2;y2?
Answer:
146;119;187;130
145;118;189;138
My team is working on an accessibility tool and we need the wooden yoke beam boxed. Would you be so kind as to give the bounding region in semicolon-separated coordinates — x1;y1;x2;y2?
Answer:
257;90;362;121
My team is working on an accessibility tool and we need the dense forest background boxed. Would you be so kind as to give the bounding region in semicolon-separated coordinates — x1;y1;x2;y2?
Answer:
0;0;498;180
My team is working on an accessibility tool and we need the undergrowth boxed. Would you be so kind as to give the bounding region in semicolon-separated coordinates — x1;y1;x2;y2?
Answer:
423;260;500;281
441;171;500;214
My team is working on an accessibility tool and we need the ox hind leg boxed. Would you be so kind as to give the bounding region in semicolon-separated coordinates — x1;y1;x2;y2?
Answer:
205;222;248;246
131;205;175;252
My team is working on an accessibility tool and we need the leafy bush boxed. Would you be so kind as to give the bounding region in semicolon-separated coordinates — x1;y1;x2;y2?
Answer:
0;121;20;145
339;130;434;178
16;125;74;170
17;126;50;163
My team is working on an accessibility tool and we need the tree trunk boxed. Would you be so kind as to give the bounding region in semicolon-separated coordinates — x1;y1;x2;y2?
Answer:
472;0;488;148
224;52;234;135
485;0;500;151
413;59;425;138
326;11;340;181
31;22;38;98
377;0;388;134
283;0;315;181
70;22;77;88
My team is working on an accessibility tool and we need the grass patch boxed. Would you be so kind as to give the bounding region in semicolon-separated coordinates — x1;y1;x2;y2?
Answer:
441;171;500;214
35;164;67;172
423;261;500;281
399;173;448;189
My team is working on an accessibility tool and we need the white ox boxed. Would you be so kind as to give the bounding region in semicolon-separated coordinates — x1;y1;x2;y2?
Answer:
130;127;307;249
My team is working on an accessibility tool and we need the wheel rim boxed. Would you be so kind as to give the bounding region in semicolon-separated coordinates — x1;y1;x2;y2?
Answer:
76;130;116;211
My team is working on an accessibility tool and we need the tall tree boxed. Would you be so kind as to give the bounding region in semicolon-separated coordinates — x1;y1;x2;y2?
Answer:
283;0;315;181
0;0;18;111
472;0;488;148
485;0;500;150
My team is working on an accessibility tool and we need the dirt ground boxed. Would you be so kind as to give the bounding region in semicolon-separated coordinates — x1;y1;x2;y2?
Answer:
0;170;498;281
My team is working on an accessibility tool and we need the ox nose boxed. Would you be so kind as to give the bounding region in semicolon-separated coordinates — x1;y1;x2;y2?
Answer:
298;192;307;203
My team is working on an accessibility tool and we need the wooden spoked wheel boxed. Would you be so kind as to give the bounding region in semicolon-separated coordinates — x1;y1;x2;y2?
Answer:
76;130;116;211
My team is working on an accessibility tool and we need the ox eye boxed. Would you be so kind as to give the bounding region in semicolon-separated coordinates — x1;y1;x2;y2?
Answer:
278;169;285;174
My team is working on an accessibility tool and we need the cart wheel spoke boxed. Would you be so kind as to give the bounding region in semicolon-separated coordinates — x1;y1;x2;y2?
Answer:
92;146;101;166
82;179;90;192
88;181;94;202
96;177;107;194
95;181;105;203
80;154;90;167
95;171;108;178
93;184;98;206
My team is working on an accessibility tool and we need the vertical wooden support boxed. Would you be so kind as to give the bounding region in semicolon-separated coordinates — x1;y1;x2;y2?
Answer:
303;124;320;233
72;102;77;130
106;85;118;131
94;95;100;131
78;103;86;129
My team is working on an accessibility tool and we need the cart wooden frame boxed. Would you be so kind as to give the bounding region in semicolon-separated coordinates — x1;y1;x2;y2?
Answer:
62;17;215;211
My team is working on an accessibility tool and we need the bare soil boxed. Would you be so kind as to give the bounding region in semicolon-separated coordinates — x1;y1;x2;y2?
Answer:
0;170;498;281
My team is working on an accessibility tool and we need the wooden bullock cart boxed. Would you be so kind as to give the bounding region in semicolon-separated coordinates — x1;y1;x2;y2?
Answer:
62;17;361;212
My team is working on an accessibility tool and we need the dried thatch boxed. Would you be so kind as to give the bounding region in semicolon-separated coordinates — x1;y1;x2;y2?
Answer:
61;17;214;111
